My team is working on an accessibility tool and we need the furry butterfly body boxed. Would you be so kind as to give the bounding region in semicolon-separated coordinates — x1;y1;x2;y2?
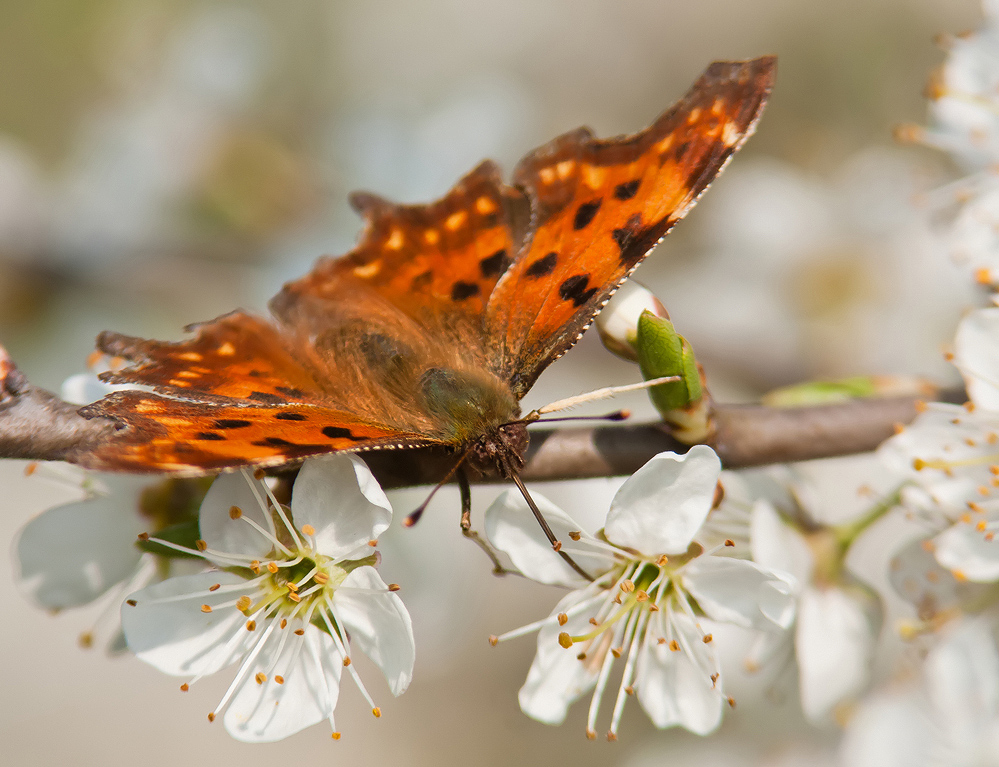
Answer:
74;57;776;476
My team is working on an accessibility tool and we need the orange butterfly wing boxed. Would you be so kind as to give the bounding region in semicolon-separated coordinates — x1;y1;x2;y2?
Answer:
77;312;435;472
486;56;775;396
272;160;525;332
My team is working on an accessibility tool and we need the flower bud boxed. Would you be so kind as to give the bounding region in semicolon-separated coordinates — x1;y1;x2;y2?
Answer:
596;281;669;362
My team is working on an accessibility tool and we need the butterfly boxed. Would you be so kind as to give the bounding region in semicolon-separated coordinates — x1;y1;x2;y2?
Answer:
72;57;776;480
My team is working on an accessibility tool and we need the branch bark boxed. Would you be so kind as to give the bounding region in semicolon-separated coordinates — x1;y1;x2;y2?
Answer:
0;345;962;487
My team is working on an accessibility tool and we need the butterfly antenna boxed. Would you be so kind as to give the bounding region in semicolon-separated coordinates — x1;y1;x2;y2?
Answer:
535;409;631;424
526;376;680;421
402;453;469;527
510;473;594;582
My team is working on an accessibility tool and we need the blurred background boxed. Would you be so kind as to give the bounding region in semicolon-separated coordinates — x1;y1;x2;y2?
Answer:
0;0;984;764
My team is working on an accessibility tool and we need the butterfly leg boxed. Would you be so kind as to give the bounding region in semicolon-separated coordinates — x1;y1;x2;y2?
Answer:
457;467;513;577
510;473;594;582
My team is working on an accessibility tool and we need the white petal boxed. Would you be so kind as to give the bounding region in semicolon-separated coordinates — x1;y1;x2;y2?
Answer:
749;500;813;585
484;488;614;587
935;519;999;582
926;620;999;741
683;556;796;630
889;534;977;612
606;446;721;555
224;628;342;742
796;587;876;722
517;589;604;724
635;611;723;734
199;472;274;559
840;689;930;767
14;492;146;609
955;307;999;411
121;571;257;676
332;566;414;696
293;455;392;560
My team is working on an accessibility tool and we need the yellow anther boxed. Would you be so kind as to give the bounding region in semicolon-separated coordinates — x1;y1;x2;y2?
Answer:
236;596;252;612
557;613;568;626
207;712;216;722
620;580;635;593
488;636;498;647
201;605;212;613
180;683;189;692
657;555;669;566
246;620;256;631
255;672;266;685
569;531;582;541
195;539;208;552
669;640;680;651
314;572;329;584
331;732;341;740
586;728;597;740
267;562;279;574
275;675;285;684
294;628;305;636
388;584;401;592
301;524;316;536
343;657;351;667
372;708;382;718
253;469;266;480
703;634;713;644
558;632;574;649
209;583;221;592
229;505;242;520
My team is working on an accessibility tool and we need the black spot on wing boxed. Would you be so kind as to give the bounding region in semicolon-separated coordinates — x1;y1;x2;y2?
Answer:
479;249;510;278
612;214;643;255
525;252;558;278
250;391;285;405
614;180;640;200
255;436;295;447
573;200;602;230
451;281;481;301
195;432;225;441
558;274;597;308
213;419;252;429
275;412;307;421
276;386;305;398
322;426;368;442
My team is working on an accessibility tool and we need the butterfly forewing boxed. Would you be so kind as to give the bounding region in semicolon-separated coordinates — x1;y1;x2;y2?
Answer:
486;56;776;396
273;160;525;331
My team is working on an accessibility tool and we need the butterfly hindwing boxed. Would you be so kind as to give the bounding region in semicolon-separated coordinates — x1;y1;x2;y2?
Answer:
486;56;776;396
76;391;430;473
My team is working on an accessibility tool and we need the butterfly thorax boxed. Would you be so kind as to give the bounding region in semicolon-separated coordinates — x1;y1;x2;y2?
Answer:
417;366;528;476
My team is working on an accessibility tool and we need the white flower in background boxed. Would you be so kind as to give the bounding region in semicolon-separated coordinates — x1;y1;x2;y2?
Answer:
750;500;880;723
122;454;414;742
660;150;969;385
13;464;182;652
841;619;999;767
903;0;999;286
486;446;795;740
595;280;669;362
880;307;999;581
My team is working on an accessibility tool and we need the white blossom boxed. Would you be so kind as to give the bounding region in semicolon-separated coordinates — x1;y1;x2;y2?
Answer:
121;454;415;742
486;446;795;739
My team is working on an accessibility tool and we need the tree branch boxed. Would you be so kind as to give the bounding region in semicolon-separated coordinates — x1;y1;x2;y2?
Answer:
0;345;961;486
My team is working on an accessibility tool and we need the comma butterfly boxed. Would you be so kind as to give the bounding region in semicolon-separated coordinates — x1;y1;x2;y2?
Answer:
73;57;776;480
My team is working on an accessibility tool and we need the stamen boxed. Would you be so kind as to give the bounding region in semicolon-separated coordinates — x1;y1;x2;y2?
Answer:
585;631;618;736
322;599;379;711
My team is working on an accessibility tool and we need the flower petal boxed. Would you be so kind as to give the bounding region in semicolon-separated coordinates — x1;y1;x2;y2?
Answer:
293;455;392;560
199;472;274;559
121;571;257;676
517;589;605;724
925;620;999;741
606;446;721;555
955;307;999;411
224;627;342;742
796;587;876;722
935;517;999;582
635;610;723;734
484;489;614;587
749;500;813;585
332;566;414;696
682;556;796;630
14;490;146;609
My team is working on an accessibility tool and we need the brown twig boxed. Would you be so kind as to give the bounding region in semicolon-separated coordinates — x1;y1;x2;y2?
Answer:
0;345;963;485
